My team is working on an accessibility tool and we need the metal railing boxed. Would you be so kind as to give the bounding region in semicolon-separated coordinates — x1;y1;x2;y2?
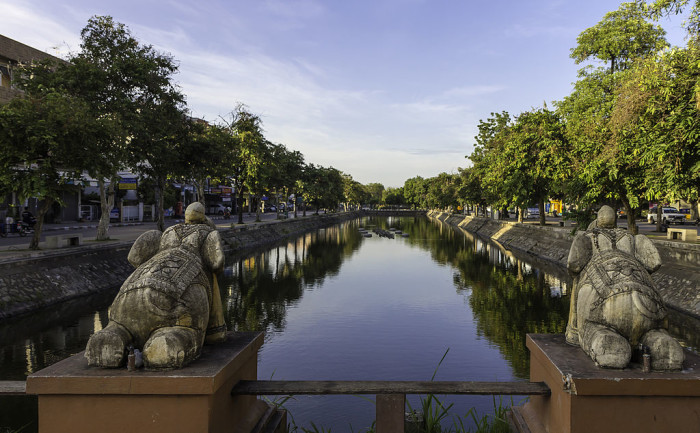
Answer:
231;380;550;433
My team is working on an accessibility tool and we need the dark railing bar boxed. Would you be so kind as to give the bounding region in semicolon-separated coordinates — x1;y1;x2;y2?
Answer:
232;380;550;396
0;381;27;395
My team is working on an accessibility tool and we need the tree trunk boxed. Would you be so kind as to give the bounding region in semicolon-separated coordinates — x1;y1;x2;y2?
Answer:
195;178;206;205
96;177;116;241
156;177;165;232
518;206;524;224
292;189;298;218
538;199;546;226
621;197;638;234
29;198;53;250
255;197;261;222
236;182;244;224
656;205;663;232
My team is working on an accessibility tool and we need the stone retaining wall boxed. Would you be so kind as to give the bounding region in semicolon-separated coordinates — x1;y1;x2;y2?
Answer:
0;212;360;322
428;211;700;318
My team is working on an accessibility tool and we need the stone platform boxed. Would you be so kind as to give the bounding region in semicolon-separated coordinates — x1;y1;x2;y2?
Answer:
511;334;700;433
26;331;264;433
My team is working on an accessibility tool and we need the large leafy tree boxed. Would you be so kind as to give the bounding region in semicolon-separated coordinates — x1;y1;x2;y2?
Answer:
556;2;668;232
468;111;513;218
178;120;232;206
222;104;266;224
611;39;700;224
473;109;567;225
403;176;428;210
365;183;385;209
130;87;187;232
0;84;109;249
342;174;368;211
571;1;668;73
64;16;183;239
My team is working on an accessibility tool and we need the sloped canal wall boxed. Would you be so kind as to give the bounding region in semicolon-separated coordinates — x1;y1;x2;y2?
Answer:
428;211;700;319
0;213;360;321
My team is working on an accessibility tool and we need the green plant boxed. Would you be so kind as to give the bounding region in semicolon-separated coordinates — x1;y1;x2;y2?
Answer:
461;396;513;433
405;349;453;433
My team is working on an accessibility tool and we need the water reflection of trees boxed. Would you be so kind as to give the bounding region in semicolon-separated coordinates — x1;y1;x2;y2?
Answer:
222;224;363;332
397;217;570;379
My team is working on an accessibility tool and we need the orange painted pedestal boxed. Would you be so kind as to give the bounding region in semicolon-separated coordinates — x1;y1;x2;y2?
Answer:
26;332;264;433
512;334;700;433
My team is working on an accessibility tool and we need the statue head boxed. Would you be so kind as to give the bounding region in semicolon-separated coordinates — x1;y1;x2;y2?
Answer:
185;202;206;224
597;205;616;229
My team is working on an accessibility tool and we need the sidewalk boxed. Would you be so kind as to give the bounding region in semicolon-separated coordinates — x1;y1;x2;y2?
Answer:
0;211;294;261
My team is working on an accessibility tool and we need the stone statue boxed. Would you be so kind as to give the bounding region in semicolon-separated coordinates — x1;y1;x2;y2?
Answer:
85;202;227;369
565;205;684;370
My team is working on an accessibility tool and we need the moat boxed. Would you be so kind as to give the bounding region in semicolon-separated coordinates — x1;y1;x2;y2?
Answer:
1;215;698;432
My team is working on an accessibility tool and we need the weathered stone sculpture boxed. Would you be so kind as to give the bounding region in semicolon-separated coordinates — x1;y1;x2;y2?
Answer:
85;202;227;369
565;205;684;370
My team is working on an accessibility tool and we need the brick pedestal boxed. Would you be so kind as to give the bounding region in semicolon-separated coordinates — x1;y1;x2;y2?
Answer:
26;332;264;433
511;334;700;433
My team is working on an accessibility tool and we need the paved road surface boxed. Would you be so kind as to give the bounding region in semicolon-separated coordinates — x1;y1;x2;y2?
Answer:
0;210;299;259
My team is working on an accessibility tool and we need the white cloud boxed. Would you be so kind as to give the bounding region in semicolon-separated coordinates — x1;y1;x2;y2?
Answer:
0;2;80;58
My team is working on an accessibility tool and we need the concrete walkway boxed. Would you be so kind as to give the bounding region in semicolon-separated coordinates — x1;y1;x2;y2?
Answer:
0;210;303;261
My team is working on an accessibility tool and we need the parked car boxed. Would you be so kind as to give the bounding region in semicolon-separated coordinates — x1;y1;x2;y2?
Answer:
647;207;686;225
264;205;277;213
208;204;228;215
526;207;540;219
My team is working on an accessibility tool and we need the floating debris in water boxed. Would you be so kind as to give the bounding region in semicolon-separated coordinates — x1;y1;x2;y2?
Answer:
372;228;395;239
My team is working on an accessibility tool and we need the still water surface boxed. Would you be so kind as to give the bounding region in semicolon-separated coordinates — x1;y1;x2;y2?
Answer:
1;216;697;432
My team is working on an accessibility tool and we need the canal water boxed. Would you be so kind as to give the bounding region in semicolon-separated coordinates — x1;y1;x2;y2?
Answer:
1;216;698;432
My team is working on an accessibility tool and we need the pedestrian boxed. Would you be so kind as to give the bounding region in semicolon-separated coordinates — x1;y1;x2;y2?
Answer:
21;207;36;229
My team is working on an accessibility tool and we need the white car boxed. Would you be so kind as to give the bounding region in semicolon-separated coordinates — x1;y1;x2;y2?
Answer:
526;207;540;219
647;207;685;225
208;204;229;215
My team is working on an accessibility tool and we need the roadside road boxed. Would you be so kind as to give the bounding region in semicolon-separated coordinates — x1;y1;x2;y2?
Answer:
0;210;299;261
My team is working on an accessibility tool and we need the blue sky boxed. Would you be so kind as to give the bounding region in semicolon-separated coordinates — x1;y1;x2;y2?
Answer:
0;1;689;187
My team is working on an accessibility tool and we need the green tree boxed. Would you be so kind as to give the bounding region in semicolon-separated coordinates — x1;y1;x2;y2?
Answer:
0;86;109;249
611;42;700;224
403;176;428;210
571;1;668;73
130;87;188;232
64;16;183;239
556;2;668;232
342;174;369;211
382;187;405;207
222;104;266;224
468;111;513;218
178;120;232;206
365;183;385;209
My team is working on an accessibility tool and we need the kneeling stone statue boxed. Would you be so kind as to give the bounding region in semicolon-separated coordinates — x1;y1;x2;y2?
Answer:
565;205;684;370
85;202;227;369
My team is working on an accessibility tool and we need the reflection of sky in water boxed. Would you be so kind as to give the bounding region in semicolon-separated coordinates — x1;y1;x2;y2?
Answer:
230;218;560;431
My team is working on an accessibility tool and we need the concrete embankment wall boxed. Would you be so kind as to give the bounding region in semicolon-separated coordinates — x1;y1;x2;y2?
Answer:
427;211;700;318
0;212;360;321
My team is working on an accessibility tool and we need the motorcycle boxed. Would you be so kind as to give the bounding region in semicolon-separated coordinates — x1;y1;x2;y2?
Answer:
0;219;29;237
